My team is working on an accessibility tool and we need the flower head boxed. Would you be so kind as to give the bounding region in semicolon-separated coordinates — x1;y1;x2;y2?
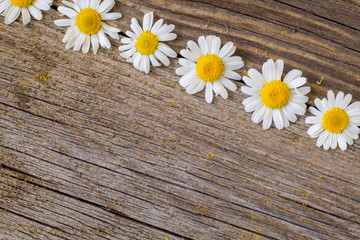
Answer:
118;12;177;74
176;35;244;103
54;0;122;54
0;0;52;25
306;90;360;151
241;59;310;130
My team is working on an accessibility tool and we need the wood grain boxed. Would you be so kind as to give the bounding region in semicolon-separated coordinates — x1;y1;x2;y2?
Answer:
1;0;360;239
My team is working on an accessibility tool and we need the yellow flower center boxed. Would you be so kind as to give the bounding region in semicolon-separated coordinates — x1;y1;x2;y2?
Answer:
322;107;349;134
260;81;290;109
196;54;224;82
75;8;102;35
135;31;159;55
10;0;33;8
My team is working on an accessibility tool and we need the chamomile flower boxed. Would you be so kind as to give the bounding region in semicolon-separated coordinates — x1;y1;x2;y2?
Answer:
54;0;122;54
176;35;244;103
0;0;52;25
241;59;310;130
305;90;360;151
118;12;177;74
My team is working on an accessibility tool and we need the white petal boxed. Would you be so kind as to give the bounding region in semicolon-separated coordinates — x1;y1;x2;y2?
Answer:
287;101;306;115
176;66;193;76
158;33;177;41
248;68;266;86
187;40;202;60
223;56;244;70
263;108;273;130
0;0;11;13
97;0;115;14
120;47;136;59
212;81;228;99
337;134;347;151
286;77;307;89
91;34;99;54
327;90;335;107
179;70;197;87
305;116;322;124
102;22;120;33
218;42;235;59
335;91;344;107
210;36;221;55
150;19;163;34
97;29;111;49
316;131;329;148
21;8;31;25
314;98;327;113
28;5;42;20
198;36;208;55
283;69;302;84
180;49;197;62
307;123;323;138
58;6;77;17
62;0;80;12
241;86;260;96
251;104;267;124
262;59;276;83
142;12;153;31
223;69;241;81
5;6;20;24
149;54;161;67
243;76;262;89
309;106;322;117
154;49;170;66
273;109;284;130
101;12;122;20
54;18;74;26
219;77;237;92
345;101;360;113
340;93;352;109
179;58;195;67
330;134;337;149
275;59;284;80
205;82;213;103
157;43;177;58
282;104;298;122
33;0;50;11
82;35;91;53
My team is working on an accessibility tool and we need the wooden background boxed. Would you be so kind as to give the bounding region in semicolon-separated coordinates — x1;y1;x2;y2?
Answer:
1;0;360;239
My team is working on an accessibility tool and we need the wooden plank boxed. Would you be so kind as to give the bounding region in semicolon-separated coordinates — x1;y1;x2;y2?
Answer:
0;0;360;239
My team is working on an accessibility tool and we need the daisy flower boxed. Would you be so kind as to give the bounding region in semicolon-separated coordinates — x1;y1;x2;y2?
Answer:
0;0;52;25
241;59;310;130
176;35;244;103
305;90;360;151
118;12;177;74
54;0;122;54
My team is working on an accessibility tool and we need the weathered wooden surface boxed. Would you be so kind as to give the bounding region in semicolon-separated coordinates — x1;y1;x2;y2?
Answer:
1;0;360;239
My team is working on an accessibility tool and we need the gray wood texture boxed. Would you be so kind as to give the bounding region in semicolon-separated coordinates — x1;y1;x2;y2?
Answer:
1;0;360;239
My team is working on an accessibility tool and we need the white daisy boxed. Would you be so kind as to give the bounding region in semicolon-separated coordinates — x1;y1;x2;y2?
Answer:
305;90;360;151
241;59;310;130
176;35;244;103
118;12;177;74
54;0;122;54
0;0;52;25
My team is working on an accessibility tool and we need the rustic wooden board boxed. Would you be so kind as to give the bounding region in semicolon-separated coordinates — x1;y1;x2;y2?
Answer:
1;0;360;239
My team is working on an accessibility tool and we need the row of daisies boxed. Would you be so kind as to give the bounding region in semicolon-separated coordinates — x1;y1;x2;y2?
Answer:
1;0;360;151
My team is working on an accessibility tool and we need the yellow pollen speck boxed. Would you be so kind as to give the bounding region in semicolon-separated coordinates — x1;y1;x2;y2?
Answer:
76;8;102;35
10;0;32;8
177;145;181;147
308;164;311;166
88;143;91;146
169;134;173;138
316;77;324;85
261;80;290;109
246;141;249;143
317;176;323;178
291;142;295;145
135;31;159;55
196;54;224;82
233;130;236;133
322;107;349;134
